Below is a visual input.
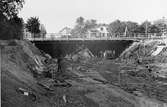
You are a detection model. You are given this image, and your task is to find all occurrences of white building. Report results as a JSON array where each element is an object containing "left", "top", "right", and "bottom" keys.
[{"left": 87, "top": 25, "right": 109, "bottom": 38}]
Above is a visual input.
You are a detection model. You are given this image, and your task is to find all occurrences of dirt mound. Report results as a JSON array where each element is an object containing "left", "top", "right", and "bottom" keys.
[
  {"left": 1, "top": 40, "right": 57, "bottom": 107},
  {"left": 1, "top": 40, "right": 98, "bottom": 107},
  {"left": 67, "top": 47, "right": 94, "bottom": 63},
  {"left": 116, "top": 40, "right": 167, "bottom": 103},
  {"left": 118, "top": 40, "right": 167, "bottom": 64}
]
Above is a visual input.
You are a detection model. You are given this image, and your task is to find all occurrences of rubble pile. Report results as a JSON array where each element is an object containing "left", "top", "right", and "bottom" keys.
[
  {"left": 2, "top": 41, "right": 41, "bottom": 75},
  {"left": 69, "top": 47, "right": 94, "bottom": 63},
  {"left": 119, "top": 40, "right": 167, "bottom": 64},
  {"left": 1, "top": 40, "right": 61, "bottom": 107},
  {"left": 116, "top": 39, "right": 167, "bottom": 103},
  {"left": 118, "top": 39, "right": 167, "bottom": 79}
]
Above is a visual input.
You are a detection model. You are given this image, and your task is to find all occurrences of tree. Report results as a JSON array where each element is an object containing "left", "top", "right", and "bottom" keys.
[
  {"left": 85, "top": 19, "right": 97, "bottom": 30},
  {"left": 71, "top": 17, "right": 85, "bottom": 38},
  {"left": 108, "top": 20, "right": 126, "bottom": 36},
  {"left": 125, "top": 21, "right": 138, "bottom": 33},
  {"left": 141, "top": 21, "right": 151, "bottom": 34},
  {"left": 154, "top": 21, "right": 167, "bottom": 35},
  {"left": 76, "top": 16, "right": 85, "bottom": 25},
  {"left": 134, "top": 21, "right": 162, "bottom": 36},
  {"left": 134, "top": 25, "right": 145, "bottom": 33},
  {"left": 0, "top": 18, "right": 13, "bottom": 39},
  {"left": 0, "top": 0, "right": 24, "bottom": 19},
  {"left": 9, "top": 16, "right": 24, "bottom": 39},
  {"left": 148, "top": 25, "right": 160, "bottom": 34},
  {"left": 71, "top": 17, "right": 98, "bottom": 38},
  {"left": 26, "top": 17, "right": 40, "bottom": 38},
  {"left": 0, "top": 0, "right": 24, "bottom": 40},
  {"left": 133, "top": 21, "right": 151, "bottom": 35}
]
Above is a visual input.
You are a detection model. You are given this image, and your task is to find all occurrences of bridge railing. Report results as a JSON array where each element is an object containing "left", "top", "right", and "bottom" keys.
[{"left": 24, "top": 33, "right": 167, "bottom": 41}]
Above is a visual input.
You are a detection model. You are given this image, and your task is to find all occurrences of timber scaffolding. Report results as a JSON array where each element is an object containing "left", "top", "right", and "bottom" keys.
[{"left": 24, "top": 33, "right": 167, "bottom": 41}]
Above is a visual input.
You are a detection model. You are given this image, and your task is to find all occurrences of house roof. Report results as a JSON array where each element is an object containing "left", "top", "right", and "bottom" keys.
[
  {"left": 88, "top": 25, "right": 109, "bottom": 33},
  {"left": 59, "top": 27, "right": 72, "bottom": 34}
]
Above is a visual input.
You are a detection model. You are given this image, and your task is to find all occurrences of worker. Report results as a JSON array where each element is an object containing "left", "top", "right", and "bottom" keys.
[
  {"left": 57, "top": 57, "right": 62, "bottom": 73},
  {"left": 103, "top": 51, "right": 107, "bottom": 59}
]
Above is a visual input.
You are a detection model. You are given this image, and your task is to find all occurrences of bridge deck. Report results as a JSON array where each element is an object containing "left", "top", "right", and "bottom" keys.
[{"left": 25, "top": 36, "right": 167, "bottom": 41}]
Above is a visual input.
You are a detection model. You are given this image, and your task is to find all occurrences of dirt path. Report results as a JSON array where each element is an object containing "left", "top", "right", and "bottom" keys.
[
  {"left": 64, "top": 60, "right": 137, "bottom": 107},
  {"left": 65, "top": 59, "right": 167, "bottom": 107}
]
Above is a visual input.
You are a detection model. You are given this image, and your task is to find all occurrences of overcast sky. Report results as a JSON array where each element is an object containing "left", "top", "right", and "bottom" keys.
[{"left": 19, "top": 0, "right": 167, "bottom": 33}]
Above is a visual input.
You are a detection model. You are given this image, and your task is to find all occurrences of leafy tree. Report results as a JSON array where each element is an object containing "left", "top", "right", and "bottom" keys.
[
  {"left": 71, "top": 17, "right": 98, "bottom": 38},
  {"left": 154, "top": 22, "right": 167, "bottom": 35},
  {"left": 148, "top": 25, "right": 160, "bottom": 34},
  {"left": 125, "top": 21, "right": 138, "bottom": 33},
  {"left": 141, "top": 21, "right": 151, "bottom": 34},
  {"left": 85, "top": 19, "right": 97, "bottom": 30},
  {"left": 134, "top": 25, "right": 145, "bottom": 34},
  {"left": 71, "top": 26, "right": 85, "bottom": 38},
  {"left": 134, "top": 21, "right": 162, "bottom": 36},
  {"left": 26, "top": 17, "right": 40, "bottom": 38},
  {"left": 0, "top": 0, "right": 24, "bottom": 40},
  {"left": 0, "top": 0, "right": 24, "bottom": 19},
  {"left": 133, "top": 21, "right": 151, "bottom": 35},
  {"left": 9, "top": 16, "right": 24, "bottom": 39},
  {"left": 76, "top": 16, "right": 85, "bottom": 25},
  {"left": 108, "top": 20, "right": 126, "bottom": 36},
  {"left": 71, "top": 17, "right": 85, "bottom": 38},
  {"left": 0, "top": 18, "right": 12, "bottom": 39}
]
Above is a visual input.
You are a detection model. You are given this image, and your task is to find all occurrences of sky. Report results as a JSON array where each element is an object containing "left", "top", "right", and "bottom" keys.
[{"left": 19, "top": 0, "right": 167, "bottom": 33}]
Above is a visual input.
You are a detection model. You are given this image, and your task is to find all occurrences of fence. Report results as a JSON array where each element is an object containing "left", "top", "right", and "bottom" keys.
[{"left": 24, "top": 33, "right": 167, "bottom": 41}]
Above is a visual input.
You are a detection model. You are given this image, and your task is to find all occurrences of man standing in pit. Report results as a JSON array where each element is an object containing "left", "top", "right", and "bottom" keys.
[{"left": 57, "top": 57, "right": 62, "bottom": 73}]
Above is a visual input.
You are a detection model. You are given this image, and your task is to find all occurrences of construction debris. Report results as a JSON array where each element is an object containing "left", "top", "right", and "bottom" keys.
[
  {"left": 63, "top": 95, "right": 67, "bottom": 103},
  {"left": 118, "top": 40, "right": 167, "bottom": 64},
  {"left": 38, "top": 78, "right": 71, "bottom": 91},
  {"left": 16, "top": 88, "right": 29, "bottom": 96},
  {"left": 152, "top": 46, "right": 166, "bottom": 56},
  {"left": 116, "top": 39, "right": 167, "bottom": 103},
  {"left": 71, "top": 48, "right": 94, "bottom": 63},
  {"left": 16, "top": 88, "right": 37, "bottom": 101}
]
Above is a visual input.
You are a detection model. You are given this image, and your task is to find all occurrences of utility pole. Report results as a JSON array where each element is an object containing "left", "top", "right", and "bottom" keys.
[
  {"left": 145, "top": 21, "right": 148, "bottom": 37},
  {"left": 162, "top": 17, "right": 166, "bottom": 36},
  {"left": 124, "top": 26, "right": 128, "bottom": 37}
]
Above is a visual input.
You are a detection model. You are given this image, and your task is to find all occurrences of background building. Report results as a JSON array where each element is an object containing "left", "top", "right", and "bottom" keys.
[{"left": 87, "top": 25, "right": 109, "bottom": 38}]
